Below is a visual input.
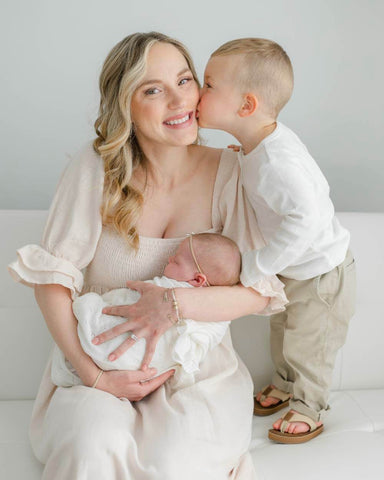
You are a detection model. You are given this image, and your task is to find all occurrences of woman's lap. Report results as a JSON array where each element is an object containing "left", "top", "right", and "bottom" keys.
[{"left": 35, "top": 334, "right": 255, "bottom": 479}]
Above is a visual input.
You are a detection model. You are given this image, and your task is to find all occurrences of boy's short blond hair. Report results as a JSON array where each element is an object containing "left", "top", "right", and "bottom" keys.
[{"left": 212, "top": 38, "right": 294, "bottom": 118}]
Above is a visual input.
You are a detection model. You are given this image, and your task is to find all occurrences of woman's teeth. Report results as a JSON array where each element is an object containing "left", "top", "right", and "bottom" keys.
[{"left": 165, "top": 114, "right": 189, "bottom": 125}]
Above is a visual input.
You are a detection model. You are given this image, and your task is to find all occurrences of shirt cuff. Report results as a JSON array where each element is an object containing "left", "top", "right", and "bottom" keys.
[{"left": 240, "top": 251, "right": 288, "bottom": 315}]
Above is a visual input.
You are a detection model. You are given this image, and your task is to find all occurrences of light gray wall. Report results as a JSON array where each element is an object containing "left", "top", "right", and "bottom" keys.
[{"left": 1, "top": 0, "right": 383, "bottom": 211}]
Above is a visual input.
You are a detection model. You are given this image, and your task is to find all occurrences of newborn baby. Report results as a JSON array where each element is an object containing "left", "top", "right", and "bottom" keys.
[{"left": 51, "top": 233, "right": 241, "bottom": 388}]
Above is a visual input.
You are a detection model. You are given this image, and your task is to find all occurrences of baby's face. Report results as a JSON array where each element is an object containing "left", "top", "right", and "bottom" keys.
[
  {"left": 197, "top": 54, "right": 244, "bottom": 133},
  {"left": 163, "top": 239, "right": 196, "bottom": 282}
]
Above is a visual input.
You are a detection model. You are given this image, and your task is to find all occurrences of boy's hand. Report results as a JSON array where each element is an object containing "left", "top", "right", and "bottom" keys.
[{"left": 227, "top": 144, "right": 241, "bottom": 152}]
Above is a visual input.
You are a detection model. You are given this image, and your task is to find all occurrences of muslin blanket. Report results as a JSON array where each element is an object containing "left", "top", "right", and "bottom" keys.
[{"left": 51, "top": 276, "right": 230, "bottom": 387}]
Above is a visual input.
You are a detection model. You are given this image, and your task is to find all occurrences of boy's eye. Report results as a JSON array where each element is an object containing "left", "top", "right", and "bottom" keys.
[
  {"left": 145, "top": 87, "right": 161, "bottom": 95},
  {"left": 204, "top": 82, "right": 212, "bottom": 89}
]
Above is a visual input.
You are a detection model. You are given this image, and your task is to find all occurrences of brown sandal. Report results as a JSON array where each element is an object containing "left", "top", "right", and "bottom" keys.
[
  {"left": 254, "top": 385, "right": 291, "bottom": 416},
  {"left": 268, "top": 410, "right": 324, "bottom": 444}
]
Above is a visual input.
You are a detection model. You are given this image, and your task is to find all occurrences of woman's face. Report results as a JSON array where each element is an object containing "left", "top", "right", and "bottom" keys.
[{"left": 131, "top": 42, "right": 199, "bottom": 149}]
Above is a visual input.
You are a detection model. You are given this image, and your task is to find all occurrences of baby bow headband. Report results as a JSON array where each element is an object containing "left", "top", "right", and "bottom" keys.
[{"left": 187, "top": 233, "right": 211, "bottom": 287}]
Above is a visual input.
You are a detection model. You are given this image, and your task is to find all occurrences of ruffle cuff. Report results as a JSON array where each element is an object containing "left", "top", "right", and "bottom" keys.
[
  {"left": 242, "top": 274, "right": 288, "bottom": 315},
  {"left": 8, "top": 244, "right": 83, "bottom": 300}
]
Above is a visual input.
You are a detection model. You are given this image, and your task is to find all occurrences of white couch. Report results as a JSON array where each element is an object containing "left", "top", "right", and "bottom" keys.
[{"left": 1, "top": 210, "right": 383, "bottom": 479}]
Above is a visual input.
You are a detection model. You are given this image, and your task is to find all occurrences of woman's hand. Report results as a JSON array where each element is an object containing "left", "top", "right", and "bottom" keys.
[
  {"left": 95, "top": 368, "right": 175, "bottom": 401},
  {"left": 92, "top": 280, "right": 174, "bottom": 370}
]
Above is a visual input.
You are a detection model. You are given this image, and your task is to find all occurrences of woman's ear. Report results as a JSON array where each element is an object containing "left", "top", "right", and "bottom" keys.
[
  {"left": 238, "top": 93, "right": 258, "bottom": 117},
  {"left": 189, "top": 273, "right": 208, "bottom": 287}
]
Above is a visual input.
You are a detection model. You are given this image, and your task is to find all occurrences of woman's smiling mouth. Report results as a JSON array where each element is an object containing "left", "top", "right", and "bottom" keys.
[{"left": 163, "top": 111, "right": 194, "bottom": 128}]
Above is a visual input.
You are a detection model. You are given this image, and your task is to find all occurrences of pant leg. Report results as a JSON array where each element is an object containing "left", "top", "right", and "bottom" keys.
[
  {"left": 279, "top": 251, "right": 356, "bottom": 421},
  {"left": 270, "top": 309, "right": 295, "bottom": 394}
]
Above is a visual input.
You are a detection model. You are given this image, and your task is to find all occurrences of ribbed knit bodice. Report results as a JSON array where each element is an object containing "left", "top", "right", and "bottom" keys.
[{"left": 82, "top": 227, "right": 216, "bottom": 295}]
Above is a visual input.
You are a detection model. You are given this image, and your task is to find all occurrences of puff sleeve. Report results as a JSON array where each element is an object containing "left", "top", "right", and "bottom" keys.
[{"left": 8, "top": 143, "right": 104, "bottom": 299}]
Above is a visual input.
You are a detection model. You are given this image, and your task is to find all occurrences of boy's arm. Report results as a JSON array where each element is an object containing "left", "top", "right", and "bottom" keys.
[{"left": 240, "top": 162, "right": 323, "bottom": 286}]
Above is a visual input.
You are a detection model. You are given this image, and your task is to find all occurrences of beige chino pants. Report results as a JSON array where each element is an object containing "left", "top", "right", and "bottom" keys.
[{"left": 271, "top": 250, "right": 356, "bottom": 422}]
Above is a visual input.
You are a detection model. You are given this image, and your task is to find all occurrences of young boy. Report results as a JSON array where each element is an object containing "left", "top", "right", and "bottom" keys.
[
  {"left": 51, "top": 233, "right": 241, "bottom": 389},
  {"left": 198, "top": 38, "right": 356, "bottom": 443}
]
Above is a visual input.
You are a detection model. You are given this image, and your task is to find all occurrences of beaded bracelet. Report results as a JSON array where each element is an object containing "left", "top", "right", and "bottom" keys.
[
  {"left": 170, "top": 288, "right": 183, "bottom": 323},
  {"left": 163, "top": 288, "right": 183, "bottom": 324}
]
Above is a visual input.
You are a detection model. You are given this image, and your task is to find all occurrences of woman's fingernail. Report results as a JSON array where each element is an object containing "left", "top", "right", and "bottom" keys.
[
  {"left": 92, "top": 337, "right": 99, "bottom": 344},
  {"left": 109, "top": 354, "right": 116, "bottom": 361}
]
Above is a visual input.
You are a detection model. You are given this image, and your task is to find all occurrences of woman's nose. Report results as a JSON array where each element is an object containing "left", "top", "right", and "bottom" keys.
[{"left": 168, "top": 90, "right": 185, "bottom": 109}]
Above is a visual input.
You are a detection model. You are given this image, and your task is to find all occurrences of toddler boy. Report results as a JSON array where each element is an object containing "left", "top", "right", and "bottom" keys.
[{"left": 198, "top": 38, "right": 356, "bottom": 443}]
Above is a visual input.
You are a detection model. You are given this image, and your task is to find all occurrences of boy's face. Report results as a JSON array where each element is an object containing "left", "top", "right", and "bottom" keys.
[
  {"left": 163, "top": 239, "right": 197, "bottom": 283},
  {"left": 197, "top": 55, "right": 244, "bottom": 132}
]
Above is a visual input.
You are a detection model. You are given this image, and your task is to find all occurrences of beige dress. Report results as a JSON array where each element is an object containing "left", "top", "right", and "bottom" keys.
[{"left": 9, "top": 143, "right": 286, "bottom": 480}]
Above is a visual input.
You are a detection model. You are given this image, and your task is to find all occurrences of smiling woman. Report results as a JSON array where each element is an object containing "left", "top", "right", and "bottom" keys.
[
  {"left": 9, "top": 31, "right": 286, "bottom": 479},
  {"left": 130, "top": 43, "right": 199, "bottom": 148}
]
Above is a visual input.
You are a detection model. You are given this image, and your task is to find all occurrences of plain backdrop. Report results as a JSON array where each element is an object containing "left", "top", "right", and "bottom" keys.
[{"left": 1, "top": 0, "right": 383, "bottom": 211}]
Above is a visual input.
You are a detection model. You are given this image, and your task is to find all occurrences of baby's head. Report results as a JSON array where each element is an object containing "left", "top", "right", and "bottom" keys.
[
  {"left": 163, "top": 233, "right": 241, "bottom": 287},
  {"left": 198, "top": 38, "right": 293, "bottom": 130}
]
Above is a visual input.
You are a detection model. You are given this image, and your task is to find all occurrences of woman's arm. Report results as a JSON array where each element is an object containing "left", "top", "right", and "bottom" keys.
[
  {"left": 97, "top": 281, "right": 269, "bottom": 368},
  {"left": 34, "top": 284, "right": 174, "bottom": 399},
  {"left": 175, "top": 284, "right": 270, "bottom": 322}
]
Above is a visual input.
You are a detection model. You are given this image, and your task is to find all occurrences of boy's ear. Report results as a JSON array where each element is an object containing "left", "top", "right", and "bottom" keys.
[
  {"left": 238, "top": 93, "right": 258, "bottom": 117},
  {"left": 189, "top": 273, "right": 208, "bottom": 287}
]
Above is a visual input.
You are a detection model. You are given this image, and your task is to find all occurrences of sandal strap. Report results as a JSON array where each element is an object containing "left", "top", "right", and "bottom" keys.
[
  {"left": 280, "top": 411, "right": 318, "bottom": 433},
  {"left": 260, "top": 385, "right": 291, "bottom": 403}
]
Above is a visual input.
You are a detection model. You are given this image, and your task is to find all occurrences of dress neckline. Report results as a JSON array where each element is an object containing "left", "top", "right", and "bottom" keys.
[
  {"left": 138, "top": 227, "right": 217, "bottom": 243},
  {"left": 136, "top": 151, "right": 225, "bottom": 242}
]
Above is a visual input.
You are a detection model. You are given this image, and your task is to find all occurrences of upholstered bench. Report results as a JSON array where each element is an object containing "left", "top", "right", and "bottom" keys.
[{"left": 1, "top": 210, "right": 383, "bottom": 479}]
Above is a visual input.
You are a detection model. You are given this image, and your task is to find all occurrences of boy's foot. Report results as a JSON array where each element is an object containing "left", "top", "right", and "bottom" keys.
[
  {"left": 254, "top": 385, "right": 291, "bottom": 416},
  {"left": 269, "top": 410, "right": 323, "bottom": 444}
]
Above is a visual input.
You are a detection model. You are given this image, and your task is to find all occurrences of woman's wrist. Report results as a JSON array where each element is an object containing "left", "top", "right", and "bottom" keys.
[{"left": 75, "top": 356, "right": 104, "bottom": 387}]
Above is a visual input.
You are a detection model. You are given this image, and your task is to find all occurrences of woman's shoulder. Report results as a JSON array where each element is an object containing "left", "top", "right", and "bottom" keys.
[
  {"left": 191, "top": 144, "right": 237, "bottom": 166},
  {"left": 63, "top": 141, "right": 104, "bottom": 180},
  {"left": 70, "top": 141, "right": 104, "bottom": 170}
]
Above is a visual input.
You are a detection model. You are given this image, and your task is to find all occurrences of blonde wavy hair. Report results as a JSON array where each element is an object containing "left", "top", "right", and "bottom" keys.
[{"left": 93, "top": 32, "right": 200, "bottom": 249}]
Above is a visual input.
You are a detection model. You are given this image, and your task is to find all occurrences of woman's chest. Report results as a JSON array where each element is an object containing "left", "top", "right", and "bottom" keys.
[{"left": 137, "top": 177, "right": 215, "bottom": 238}]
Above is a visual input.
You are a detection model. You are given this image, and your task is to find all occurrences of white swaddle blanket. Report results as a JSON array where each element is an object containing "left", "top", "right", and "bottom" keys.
[{"left": 51, "top": 276, "right": 230, "bottom": 388}]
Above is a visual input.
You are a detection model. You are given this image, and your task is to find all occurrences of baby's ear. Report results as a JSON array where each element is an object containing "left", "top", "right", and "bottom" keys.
[
  {"left": 189, "top": 273, "right": 208, "bottom": 287},
  {"left": 238, "top": 93, "right": 258, "bottom": 117}
]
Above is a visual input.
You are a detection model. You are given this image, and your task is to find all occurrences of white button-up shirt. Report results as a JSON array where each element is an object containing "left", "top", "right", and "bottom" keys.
[{"left": 239, "top": 122, "right": 350, "bottom": 285}]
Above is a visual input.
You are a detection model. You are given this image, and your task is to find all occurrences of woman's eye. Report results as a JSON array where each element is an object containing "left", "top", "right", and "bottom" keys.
[
  {"left": 145, "top": 87, "right": 160, "bottom": 95},
  {"left": 179, "top": 77, "right": 193, "bottom": 86}
]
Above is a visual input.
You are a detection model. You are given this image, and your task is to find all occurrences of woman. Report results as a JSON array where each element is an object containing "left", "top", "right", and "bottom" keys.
[{"left": 9, "top": 32, "right": 286, "bottom": 479}]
